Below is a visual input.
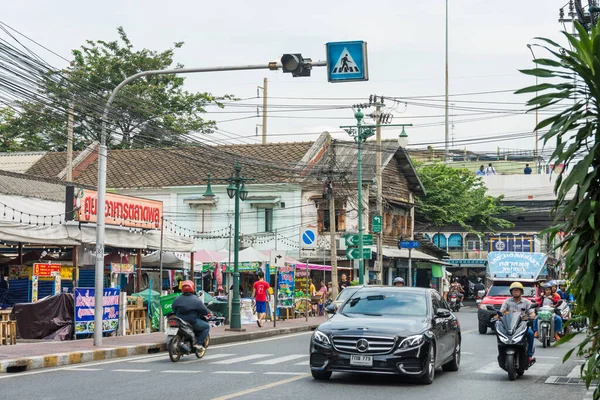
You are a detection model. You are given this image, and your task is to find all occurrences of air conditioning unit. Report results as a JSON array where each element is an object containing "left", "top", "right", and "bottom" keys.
[{"left": 335, "top": 238, "right": 347, "bottom": 250}]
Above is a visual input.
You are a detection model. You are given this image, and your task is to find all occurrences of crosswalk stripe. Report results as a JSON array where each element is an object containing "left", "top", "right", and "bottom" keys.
[
  {"left": 162, "top": 370, "right": 201, "bottom": 374},
  {"left": 64, "top": 368, "right": 103, "bottom": 371},
  {"left": 264, "top": 372, "right": 307, "bottom": 376},
  {"left": 212, "top": 354, "right": 273, "bottom": 365},
  {"left": 213, "top": 371, "right": 254, "bottom": 374},
  {"left": 253, "top": 354, "right": 307, "bottom": 365},
  {"left": 200, "top": 353, "right": 236, "bottom": 361},
  {"left": 568, "top": 365, "right": 583, "bottom": 378},
  {"left": 294, "top": 360, "right": 309, "bottom": 366},
  {"left": 112, "top": 369, "right": 150, "bottom": 373},
  {"left": 475, "top": 361, "right": 555, "bottom": 376}
]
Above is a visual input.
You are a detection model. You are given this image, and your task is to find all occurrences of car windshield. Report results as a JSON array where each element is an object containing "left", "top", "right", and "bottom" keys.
[
  {"left": 335, "top": 287, "right": 359, "bottom": 303},
  {"left": 340, "top": 290, "right": 428, "bottom": 317},
  {"left": 488, "top": 282, "right": 536, "bottom": 297}
]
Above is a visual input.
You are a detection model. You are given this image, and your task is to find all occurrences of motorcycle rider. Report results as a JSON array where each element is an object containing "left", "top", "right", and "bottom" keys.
[
  {"left": 393, "top": 277, "right": 405, "bottom": 287},
  {"left": 557, "top": 281, "right": 574, "bottom": 302},
  {"left": 549, "top": 280, "right": 559, "bottom": 296},
  {"left": 533, "top": 282, "right": 563, "bottom": 342},
  {"left": 474, "top": 277, "right": 485, "bottom": 292},
  {"left": 499, "top": 282, "right": 536, "bottom": 364},
  {"left": 449, "top": 277, "right": 464, "bottom": 306},
  {"left": 172, "top": 280, "right": 210, "bottom": 353}
]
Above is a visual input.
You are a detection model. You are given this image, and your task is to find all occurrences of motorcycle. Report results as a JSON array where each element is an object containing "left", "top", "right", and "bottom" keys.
[
  {"left": 476, "top": 289, "right": 485, "bottom": 305},
  {"left": 166, "top": 314, "right": 211, "bottom": 362},
  {"left": 556, "top": 301, "right": 571, "bottom": 334},
  {"left": 570, "top": 302, "right": 589, "bottom": 332},
  {"left": 495, "top": 307, "right": 536, "bottom": 381},
  {"left": 537, "top": 305, "right": 556, "bottom": 348},
  {"left": 448, "top": 291, "right": 461, "bottom": 312}
]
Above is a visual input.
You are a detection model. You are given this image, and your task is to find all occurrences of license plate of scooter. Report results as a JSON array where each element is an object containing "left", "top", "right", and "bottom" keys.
[
  {"left": 451, "top": 298, "right": 456, "bottom": 302},
  {"left": 350, "top": 355, "right": 373, "bottom": 367},
  {"left": 166, "top": 327, "right": 178, "bottom": 336}
]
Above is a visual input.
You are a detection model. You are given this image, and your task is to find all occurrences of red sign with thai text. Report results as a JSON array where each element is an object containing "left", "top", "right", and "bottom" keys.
[{"left": 33, "top": 263, "right": 61, "bottom": 277}]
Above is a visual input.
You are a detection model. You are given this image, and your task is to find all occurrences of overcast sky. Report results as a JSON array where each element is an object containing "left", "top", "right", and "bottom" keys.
[{"left": 2, "top": 0, "right": 573, "bottom": 155}]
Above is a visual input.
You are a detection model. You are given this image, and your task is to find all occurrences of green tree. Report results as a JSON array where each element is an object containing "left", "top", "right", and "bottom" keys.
[
  {"left": 11, "top": 27, "right": 230, "bottom": 151},
  {"left": 415, "top": 163, "right": 517, "bottom": 235},
  {"left": 517, "top": 22, "right": 600, "bottom": 396}
]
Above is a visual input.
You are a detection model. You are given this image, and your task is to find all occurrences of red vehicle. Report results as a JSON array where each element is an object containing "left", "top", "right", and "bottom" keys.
[{"left": 477, "top": 280, "right": 538, "bottom": 334}]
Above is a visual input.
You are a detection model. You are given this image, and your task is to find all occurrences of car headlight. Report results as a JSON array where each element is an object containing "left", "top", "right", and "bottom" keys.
[
  {"left": 313, "top": 330, "right": 331, "bottom": 347},
  {"left": 398, "top": 334, "right": 424, "bottom": 350}
]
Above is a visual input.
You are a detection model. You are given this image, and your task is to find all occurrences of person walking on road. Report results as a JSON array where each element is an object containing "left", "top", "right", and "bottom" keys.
[
  {"left": 486, "top": 163, "right": 496, "bottom": 176},
  {"left": 524, "top": 164, "right": 532, "bottom": 174},
  {"left": 476, "top": 165, "right": 486, "bottom": 176},
  {"left": 252, "top": 271, "right": 270, "bottom": 328}
]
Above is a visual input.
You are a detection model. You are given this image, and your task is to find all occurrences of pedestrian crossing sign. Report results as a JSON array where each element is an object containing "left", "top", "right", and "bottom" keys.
[{"left": 326, "top": 41, "right": 368, "bottom": 82}]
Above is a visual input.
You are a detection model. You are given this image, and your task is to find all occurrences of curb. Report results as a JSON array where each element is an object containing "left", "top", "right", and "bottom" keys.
[{"left": 0, "top": 323, "right": 319, "bottom": 374}]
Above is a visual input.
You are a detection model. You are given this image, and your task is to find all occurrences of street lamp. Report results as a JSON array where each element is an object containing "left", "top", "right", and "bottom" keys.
[
  {"left": 225, "top": 161, "right": 253, "bottom": 330},
  {"left": 398, "top": 126, "right": 409, "bottom": 148},
  {"left": 341, "top": 109, "right": 411, "bottom": 285}
]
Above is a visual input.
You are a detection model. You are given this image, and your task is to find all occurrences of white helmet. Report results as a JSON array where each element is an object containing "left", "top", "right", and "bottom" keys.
[{"left": 393, "top": 277, "right": 405, "bottom": 285}]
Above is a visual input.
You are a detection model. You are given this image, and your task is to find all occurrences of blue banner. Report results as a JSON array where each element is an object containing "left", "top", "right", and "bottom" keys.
[
  {"left": 487, "top": 252, "right": 547, "bottom": 280},
  {"left": 488, "top": 235, "right": 534, "bottom": 252},
  {"left": 277, "top": 265, "right": 295, "bottom": 307},
  {"left": 74, "top": 288, "right": 120, "bottom": 336}
]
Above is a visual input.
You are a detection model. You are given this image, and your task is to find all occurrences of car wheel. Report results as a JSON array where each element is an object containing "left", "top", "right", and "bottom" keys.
[
  {"left": 311, "top": 370, "right": 332, "bottom": 381},
  {"left": 478, "top": 322, "right": 487, "bottom": 335},
  {"left": 418, "top": 344, "right": 436, "bottom": 385},
  {"left": 442, "top": 341, "right": 460, "bottom": 372}
]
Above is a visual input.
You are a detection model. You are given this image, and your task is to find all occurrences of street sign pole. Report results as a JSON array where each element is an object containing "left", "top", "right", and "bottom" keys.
[{"left": 408, "top": 248, "right": 413, "bottom": 287}]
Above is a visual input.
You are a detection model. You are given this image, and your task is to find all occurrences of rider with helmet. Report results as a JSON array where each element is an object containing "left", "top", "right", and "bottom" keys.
[
  {"left": 549, "top": 280, "right": 559, "bottom": 296},
  {"left": 172, "top": 280, "right": 210, "bottom": 352},
  {"left": 533, "top": 282, "right": 563, "bottom": 342},
  {"left": 499, "top": 282, "right": 536, "bottom": 363},
  {"left": 449, "top": 277, "right": 465, "bottom": 306},
  {"left": 557, "top": 280, "right": 574, "bottom": 302},
  {"left": 393, "top": 277, "right": 405, "bottom": 287}
]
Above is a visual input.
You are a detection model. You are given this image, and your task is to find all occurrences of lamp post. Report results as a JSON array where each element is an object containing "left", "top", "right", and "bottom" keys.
[
  {"left": 225, "top": 162, "right": 251, "bottom": 330},
  {"left": 341, "top": 109, "right": 411, "bottom": 285}
]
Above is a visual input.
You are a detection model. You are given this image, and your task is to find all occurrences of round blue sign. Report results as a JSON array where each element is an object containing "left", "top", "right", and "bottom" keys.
[{"left": 302, "top": 229, "right": 316, "bottom": 246}]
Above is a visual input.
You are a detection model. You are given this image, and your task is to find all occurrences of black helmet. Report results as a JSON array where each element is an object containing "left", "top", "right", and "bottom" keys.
[{"left": 454, "top": 277, "right": 459, "bottom": 282}]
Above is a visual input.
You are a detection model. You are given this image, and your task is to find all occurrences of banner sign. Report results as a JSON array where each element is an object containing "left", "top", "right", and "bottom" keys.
[
  {"left": 31, "top": 276, "right": 39, "bottom": 302},
  {"left": 295, "top": 268, "right": 310, "bottom": 294},
  {"left": 277, "top": 265, "right": 295, "bottom": 307},
  {"left": 487, "top": 252, "right": 547, "bottom": 281},
  {"left": 111, "top": 263, "right": 135, "bottom": 274},
  {"left": 488, "top": 235, "right": 534, "bottom": 253},
  {"left": 66, "top": 187, "right": 163, "bottom": 229},
  {"left": 33, "top": 263, "right": 61, "bottom": 277},
  {"left": 74, "top": 288, "right": 120, "bottom": 336}
]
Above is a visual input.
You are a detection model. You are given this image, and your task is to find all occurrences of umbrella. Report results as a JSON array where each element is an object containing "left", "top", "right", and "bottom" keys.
[
  {"left": 219, "top": 247, "right": 269, "bottom": 264},
  {"left": 194, "top": 249, "right": 227, "bottom": 263}
]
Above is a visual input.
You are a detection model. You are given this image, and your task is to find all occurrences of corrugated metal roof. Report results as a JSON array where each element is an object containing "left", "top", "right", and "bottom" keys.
[{"left": 0, "top": 152, "right": 47, "bottom": 173}]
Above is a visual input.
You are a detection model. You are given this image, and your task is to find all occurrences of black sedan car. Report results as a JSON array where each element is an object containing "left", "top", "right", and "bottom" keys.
[{"left": 310, "top": 286, "right": 461, "bottom": 384}]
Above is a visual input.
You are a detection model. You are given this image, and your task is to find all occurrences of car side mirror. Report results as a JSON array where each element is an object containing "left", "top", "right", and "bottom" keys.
[
  {"left": 436, "top": 309, "right": 451, "bottom": 318},
  {"left": 325, "top": 304, "right": 337, "bottom": 315}
]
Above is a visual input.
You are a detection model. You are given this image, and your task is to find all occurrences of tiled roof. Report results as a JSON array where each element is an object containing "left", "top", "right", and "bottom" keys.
[
  {"left": 0, "top": 151, "right": 47, "bottom": 173},
  {"left": 0, "top": 169, "right": 85, "bottom": 202},
  {"left": 26, "top": 142, "right": 314, "bottom": 189}
]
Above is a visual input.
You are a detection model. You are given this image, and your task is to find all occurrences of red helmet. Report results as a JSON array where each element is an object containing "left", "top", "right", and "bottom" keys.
[{"left": 181, "top": 280, "right": 195, "bottom": 294}]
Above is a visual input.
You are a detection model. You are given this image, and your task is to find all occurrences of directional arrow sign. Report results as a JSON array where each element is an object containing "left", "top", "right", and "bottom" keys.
[
  {"left": 346, "top": 248, "right": 372, "bottom": 260},
  {"left": 345, "top": 234, "right": 373, "bottom": 247},
  {"left": 372, "top": 215, "right": 382, "bottom": 233}
]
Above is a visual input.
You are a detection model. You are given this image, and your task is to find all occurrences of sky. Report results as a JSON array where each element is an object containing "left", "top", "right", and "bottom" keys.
[{"left": 1, "top": 0, "right": 575, "bottom": 156}]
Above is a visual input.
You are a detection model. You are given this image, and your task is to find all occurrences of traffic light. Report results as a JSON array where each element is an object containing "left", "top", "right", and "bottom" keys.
[{"left": 281, "top": 54, "right": 311, "bottom": 77}]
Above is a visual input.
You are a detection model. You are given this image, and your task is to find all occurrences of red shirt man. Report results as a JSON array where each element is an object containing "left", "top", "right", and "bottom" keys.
[{"left": 252, "top": 271, "right": 270, "bottom": 327}]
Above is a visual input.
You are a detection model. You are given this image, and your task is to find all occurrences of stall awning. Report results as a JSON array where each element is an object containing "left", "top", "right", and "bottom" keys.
[{"left": 368, "top": 246, "right": 451, "bottom": 265}]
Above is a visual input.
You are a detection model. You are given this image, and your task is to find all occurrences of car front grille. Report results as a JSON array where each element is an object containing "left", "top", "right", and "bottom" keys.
[{"left": 331, "top": 335, "right": 396, "bottom": 354}]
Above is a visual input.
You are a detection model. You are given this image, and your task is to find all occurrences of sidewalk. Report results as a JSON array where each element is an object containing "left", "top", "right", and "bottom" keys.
[{"left": 0, "top": 316, "right": 326, "bottom": 373}]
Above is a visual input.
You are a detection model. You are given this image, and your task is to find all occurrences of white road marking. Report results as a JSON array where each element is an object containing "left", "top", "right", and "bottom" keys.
[
  {"left": 0, "top": 331, "right": 313, "bottom": 381},
  {"left": 199, "top": 353, "right": 236, "bottom": 361},
  {"left": 568, "top": 365, "right": 583, "bottom": 378},
  {"left": 162, "top": 370, "right": 201, "bottom": 374},
  {"left": 461, "top": 352, "right": 474, "bottom": 355},
  {"left": 535, "top": 356, "right": 561, "bottom": 360},
  {"left": 213, "top": 371, "right": 254, "bottom": 374},
  {"left": 63, "top": 368, "right": 103, "bottom": 372},
  {"left": 475, "top": 361, "right": 555, "bottom": 376},
  {"left": 212, "top": 354, "right": 273, "bottom": 365},
  {"left": 294, "top": 360, "right": 309, "bottom": 366},
  {"left": 263, "top": 372, "right": 307, "bottom": 376},
  {"left": 253, "top": 354, "right": 307, "bottom": 365},
  {"left": 112, "top": 369, "right": 150, "bottom": 373}
]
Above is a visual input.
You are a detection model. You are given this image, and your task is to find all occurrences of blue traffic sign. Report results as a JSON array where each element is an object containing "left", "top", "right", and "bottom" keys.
[
  {"left": 399, "top": 240, "right": 421, "bottom": 250},
  {"left": 301, "top": 228, "right": 317, "bottom": 247},
  {"left": 326, "top": 41, "right": 369, "bottom": 83}
]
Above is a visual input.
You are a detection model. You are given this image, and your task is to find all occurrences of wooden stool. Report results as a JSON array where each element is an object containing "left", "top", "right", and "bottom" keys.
[
  {"left": 7, "top": 321, "right": 16, "bottom": 345},
  {"left": 0, "top": 321, "right": 7, "bottom": 345}
]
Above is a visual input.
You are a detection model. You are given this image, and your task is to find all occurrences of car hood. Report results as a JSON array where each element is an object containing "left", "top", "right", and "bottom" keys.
[{"left": 318, "top": 314, "right": 429, "bottom": 337}]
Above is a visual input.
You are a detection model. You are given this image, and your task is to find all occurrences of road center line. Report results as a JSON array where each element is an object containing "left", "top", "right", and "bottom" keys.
[
  {"left": 213, "top": 371, "right": 254, "bottom": 374},
  {"left": 112, "top": 369, "right": 150, "bottom": 373},
  {"left": 162, "top": 370, "right": 202, "bottom": 374},
  {"left": 211, "top": 374, "right": 310, "bottom": 400},
  {"left": 264, "top": 372, "right": 307, "bottom": 376}
]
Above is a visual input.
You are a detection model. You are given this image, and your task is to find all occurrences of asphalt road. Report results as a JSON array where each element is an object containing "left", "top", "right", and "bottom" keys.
[{"left": 0, "top": 306, "right": 593, "bottom": 400}]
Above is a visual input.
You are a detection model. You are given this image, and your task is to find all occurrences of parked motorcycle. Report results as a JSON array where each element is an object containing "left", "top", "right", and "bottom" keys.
[
  {"left": 495, "top": 307, "right": 536, "bottom": 381},
  {"left": 448, "top": 291, "right": 461, "bottom": 312},
  {"left": 166, "top": 314, "right": 211, "bottom": 362},
  {"left": 556, "top": 301, "right": 571, "bottom": 335}
]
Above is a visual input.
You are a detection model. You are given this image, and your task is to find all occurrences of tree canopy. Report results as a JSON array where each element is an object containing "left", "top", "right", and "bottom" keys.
[
  {"left": 1, "top": 27, "right": 231, "bottom": 151},
  {"left": 415, "top": 163, "right": 517, "bottom": 235}
]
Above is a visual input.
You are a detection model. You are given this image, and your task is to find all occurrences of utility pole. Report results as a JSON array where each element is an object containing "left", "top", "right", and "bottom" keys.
[
  {"left": 374, "top": 101, "right": 384, "bottom": 285},
  {"left": 258, "top": 78, "right": 268, "bottom": 144},
  {"left": 444, "top": 0, "right": 450, "bottom": 165},
  {"left": 327, "top": 135, "right": 339, "bottom": 299},
  {"left": 526, "top": 44, "right": 539, "bottom": 163},
  {"left": 66, "top": 103, "right": 74, "bottom": 181}
]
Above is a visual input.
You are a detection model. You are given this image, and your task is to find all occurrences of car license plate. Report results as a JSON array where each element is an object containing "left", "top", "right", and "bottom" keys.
[
  {"left": 350, "top": 355, "right": 373, "bottom": 367},
  {"left": 166, "top": 327, "right": 178, "bottom": 336}
]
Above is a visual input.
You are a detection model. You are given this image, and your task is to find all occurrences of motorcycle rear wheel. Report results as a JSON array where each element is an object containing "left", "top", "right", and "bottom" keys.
[
  {"left": 506, "top": 354, "right": 517, "bottom": 381},
  {"left": 541, "top": 326, "right": 548, "bottom": 348},
  {"left": 169, "top": 336, "right": 182, "bottom": 362}
]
